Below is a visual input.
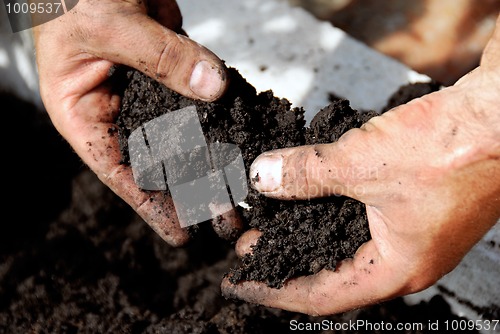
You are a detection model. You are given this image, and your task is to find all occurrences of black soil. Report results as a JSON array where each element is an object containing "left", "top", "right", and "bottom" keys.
[
  {"left": 1, "top": 79, "right": 485, "bottom": 333},
  {"left": 382, "top": 81, "right": 442, "bottom": 112},
  {"left": 116, "top": 68, "right": 374, "bottom": 288}
]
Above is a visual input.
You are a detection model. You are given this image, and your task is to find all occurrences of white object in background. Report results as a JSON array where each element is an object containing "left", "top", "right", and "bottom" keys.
[
  {"left": 180, "top": 0, "right": 430, "bottom": 121},
  {"left": 0, "top": 4, "right": 42, "bottom": 109}
]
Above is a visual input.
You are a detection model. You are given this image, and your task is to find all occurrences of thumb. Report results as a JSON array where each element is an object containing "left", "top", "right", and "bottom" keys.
[
  {"left": 249, "top": 142, "right": 368, "bottom": 200},
  {"left": 88, "top": 8, "right": 228, "bottom": 101}
]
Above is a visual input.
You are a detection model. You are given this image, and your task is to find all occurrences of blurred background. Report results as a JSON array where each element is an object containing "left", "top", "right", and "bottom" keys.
[{"left": 288, "top": 0, "right": 500, "bottom": 85}]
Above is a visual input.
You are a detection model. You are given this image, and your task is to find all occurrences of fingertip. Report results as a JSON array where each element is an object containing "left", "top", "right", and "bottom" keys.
[
  {"left": 189, "top": 60, "right": 228, "bottom": 101},
  {"left": 235, "top": 228, "right": 262, "bottom": 258},
  {"left": 135, "top": 191, "right": 190, "bottom": 247},
  {"left": 220, "top": 276, "right": 236, "bottom": 300},
  {"left": 130, "top": 207, "right": 190, "bottom": 246},
  {"left": 212, "top": 208, "right": 244, "bottom": 241},
  {"left": 249, "top": 152, "right": 283, "bottom": 193}
]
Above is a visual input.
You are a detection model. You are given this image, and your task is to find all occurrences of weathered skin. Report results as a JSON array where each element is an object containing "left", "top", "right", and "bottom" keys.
[
  {"left": 222, "top": 15, "right": 500, "bottom": 316},
  {"left": 33, "top": 0, "right": 238, "bottom": 246}
]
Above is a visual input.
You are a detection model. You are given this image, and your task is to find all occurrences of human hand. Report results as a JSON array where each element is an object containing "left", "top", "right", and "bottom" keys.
[
  {"left": 33, "top": 0, "right": 238, "bottom": 246},
  {"left": 222, "top": 15, "right": 500, "bottom": 315}
]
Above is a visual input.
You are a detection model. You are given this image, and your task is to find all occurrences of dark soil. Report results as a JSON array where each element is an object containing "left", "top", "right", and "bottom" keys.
[
  {"left": 116, "top": 67, "right": 374, "bottom": 288},
  {"left": 0, "top": 78, "right": 481, "bottom": 333},
  {"left": 382, "top": 81, "right": 442, "bottom": 112}
]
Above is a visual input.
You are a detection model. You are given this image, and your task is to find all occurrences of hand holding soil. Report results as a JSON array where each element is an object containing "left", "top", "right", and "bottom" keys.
[
  {"left": 222, "top": 15, "right": 500, "bottom": 315},
  {"left": 33, "top": 0, "right": 231, "bottom": 246}
]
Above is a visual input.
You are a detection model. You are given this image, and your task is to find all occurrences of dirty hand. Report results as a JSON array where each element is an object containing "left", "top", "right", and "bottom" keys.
[
  {"left": 33, "top": 0, "right": 236, "bottom": 246},
  {"left": 222, "top": 16, "right": 500, "bottom": 315}
]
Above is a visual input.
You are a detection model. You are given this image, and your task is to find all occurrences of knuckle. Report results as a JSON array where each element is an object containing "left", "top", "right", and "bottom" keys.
[{"left": 155, "top": 34, "right": 186, "bottom": 80}]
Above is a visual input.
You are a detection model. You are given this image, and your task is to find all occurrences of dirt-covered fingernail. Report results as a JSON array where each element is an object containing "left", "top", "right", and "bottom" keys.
[
  {"left": 190, "top": 60, "right": 225, "bottom": 101},
  {"left": 250, "top": 154, "right": 283, "bottom": 193}
]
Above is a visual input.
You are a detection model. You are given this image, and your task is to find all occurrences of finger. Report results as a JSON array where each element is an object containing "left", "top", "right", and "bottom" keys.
[
  {"left": 235, "top": 228, "right": 262, "bottom": 258},
  {"left": 249, "top": 139, "right": 370, "bottom": 200},
  {"left": 85, "top": 5, "right": 228, "bottom": 102},
  {"left": 222, "top": 240, "right": 410, "bottom": 316},
  {"left": 211, "top": 208, "right": 245, "bottom": 241},
  {"left": 58, "top": 86, "right": 190, "bottom": 246}
]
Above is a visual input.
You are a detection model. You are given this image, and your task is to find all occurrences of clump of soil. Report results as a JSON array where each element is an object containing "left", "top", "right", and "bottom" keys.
[
  {"left": 382, "top": 81, "right": 442, "bottom": 112},
  {"left": 116, "top": 67, "right": 374, "bottom": 288}
]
